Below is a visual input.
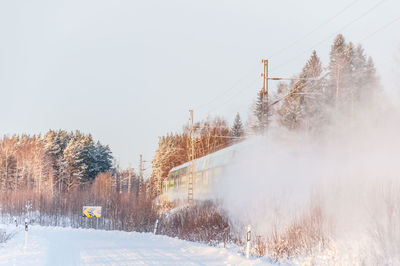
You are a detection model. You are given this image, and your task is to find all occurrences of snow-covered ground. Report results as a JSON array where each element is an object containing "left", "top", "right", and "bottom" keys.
[{"left": 0, "top": 224, "right": 272, "bottom": 265}]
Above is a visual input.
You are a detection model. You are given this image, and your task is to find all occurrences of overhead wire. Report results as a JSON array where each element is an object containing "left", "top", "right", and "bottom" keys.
[
  {"left": 203, "top": 77, "right": 260, "bottom": 114},
  {"left": 270, "top": 0, "right": 389, "bottom": 73},
  {"left": 198, "top": 6, "right": 399, "bottom": 141},
  {"left": 193, "top": 0, "right": 392, "bottom": 121},
  {"left": 266, "top": 0, "right": 360, "bottom": 60},
  {"left": 194, "top": 63, "right": 260, "bottom": 110},
  {"left": 172, "top": 1, "right": 399, "bottom": 170},
  {"left": 195, "top": 0, "right": 369, "bottom": 116},
  {"left": 358, "top": 15, "right": 400, "bottom": 42},
  {"left": 356, "top": 14, "right": 400, "bottom": 72}
]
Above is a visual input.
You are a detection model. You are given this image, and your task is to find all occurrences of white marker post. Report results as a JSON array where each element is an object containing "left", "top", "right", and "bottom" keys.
[
  {"left": 24, "top": 218, "right": 29, "bottom": 248},
  {"left": 153, "top": 219, "right": 159, "bottom": 234},
  {"left": 246, "top": 225, "right": 251, "bottom": 259}
]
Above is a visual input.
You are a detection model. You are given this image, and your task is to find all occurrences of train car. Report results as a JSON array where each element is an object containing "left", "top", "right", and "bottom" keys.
[{"left": 160, "top": 141, "right": 246, "bottom": 202}]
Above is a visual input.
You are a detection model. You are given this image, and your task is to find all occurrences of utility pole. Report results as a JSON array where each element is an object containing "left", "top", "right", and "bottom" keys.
[
  {"left": 127, "top": 164, "right": 132, "bottom": 194},
  {"left": 260, "top": 60, "right": 323, "bottom": 125},
  {"left": 261, "top": 59, "right": 269, "bottom": 129},
  {"left": 139, "top": 154, "right": 144, "bottom": 197},
  {"left": 5, "top": 150, "right": 8, "bottom": 186},
  {"left": 262, "top": 59, "right": 269, "bottom": 97},
  {"left": 188, "top": 109, "right": 195, "bottom": 204}
]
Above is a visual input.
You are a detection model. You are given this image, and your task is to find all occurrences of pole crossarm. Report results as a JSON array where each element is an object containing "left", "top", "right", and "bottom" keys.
[{"left": 268, "top": 77, "right": 322, "bottom": 81}]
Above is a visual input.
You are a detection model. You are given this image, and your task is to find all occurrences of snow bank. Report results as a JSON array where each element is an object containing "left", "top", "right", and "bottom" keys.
[{"left": 0, "top": 224, "right": 273, "bottom": 265}]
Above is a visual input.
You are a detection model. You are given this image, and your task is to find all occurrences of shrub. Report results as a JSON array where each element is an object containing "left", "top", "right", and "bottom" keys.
[
  {"left": 254, "top": 235, "right": 267, "bottom": 257},
  {"left": 158, "top": 200, "right": 230, "bottom": 245},
  {"left": 0, "top": 229, "right": 15, "bottom": 244},
  {"left": 266, "top": 205, "right": 329, "bottom": 261}
]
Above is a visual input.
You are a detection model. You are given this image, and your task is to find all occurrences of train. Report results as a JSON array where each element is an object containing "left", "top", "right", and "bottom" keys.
[{"left": 160, "top": 140, "right": 249, "bottom": 202}]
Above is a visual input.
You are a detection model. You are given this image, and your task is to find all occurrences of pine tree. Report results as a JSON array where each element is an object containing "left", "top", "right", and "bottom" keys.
[
  {"left": 93, "top": 142, "right": 113, "bottom": 174},
  {"left": 231, "top": 113, "right": 244, "bottom": 138},
  {"left": 0, "top": 152, "right": 17, "bottom": 191},
  {"left": 254, "top": 91, "right": 264, "bottom": 123},
  {"left": 362, "top": 56, "right": 379, "bottom": 103},
  {"left": 63, "top": 136, "right": 86, "bottom": 188},
  {"left": 252, "top": 91, "right": 271, "bottom": 133},
  {"left": 327, "top": 34, "right": 353, "bottom": 106},
  {"left": 301, "top": 50, "right": 325, "bottom": 131},
  {"left": 44, "top": 130, "right": 71, "bottom": 189},
  {"left": 327, "top": 36, "right": 379, "bottom": 112},
  {"left": 278, "top": 51, "right": 325, "bottom": 131}
]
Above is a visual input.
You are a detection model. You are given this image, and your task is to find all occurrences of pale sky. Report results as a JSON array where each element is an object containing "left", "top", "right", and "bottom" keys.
[{"left": 1, "top": 0, "right": 399, "bottom": 174}]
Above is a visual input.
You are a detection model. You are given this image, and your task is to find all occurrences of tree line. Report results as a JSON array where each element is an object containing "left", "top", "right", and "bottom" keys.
[
  {"left": 0, "top": 130, "right": 157, "bottom": 231},
  {"left": 254, "top": 34, "right": 379, "bottom": 132},
  {"left": 0, "top": 130, "right": 112, "bottom": 193}
]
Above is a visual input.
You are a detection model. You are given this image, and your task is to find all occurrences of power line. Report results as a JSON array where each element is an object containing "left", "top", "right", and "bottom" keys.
[
  {"left": 267, "top": 0, "right": 360, "bottom": 60},
  {"left": 195, "top": 63, "right": 260, "bottom": 110},
  {"left": 196, "top": 1, "right": 361, "bottom": 114},
  {"left": 203, "top": 77, "right": 259, "bottom": 114},
  {"left": 201, "top": 65, "right": 328, "bottom": 117},
  {"left": 359, "top": 15, "right": 400, "bottom": 42},
  {"left": 193, "top": 0, "right": 392, "bottom": 122},
  {"left": 271, "top": 0, "right": 388, "bottom": 73}
]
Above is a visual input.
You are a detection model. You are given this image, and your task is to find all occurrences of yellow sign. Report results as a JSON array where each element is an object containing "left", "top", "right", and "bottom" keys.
[{"left": 82, "top": 206, "right": 102, "bottom": 218}]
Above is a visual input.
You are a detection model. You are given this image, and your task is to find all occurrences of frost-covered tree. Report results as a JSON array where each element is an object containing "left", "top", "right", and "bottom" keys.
[
  {"left": 42, "top": 130, "right": 114, "bottom": 190},
  {"left": 352, "top": 44, "right": 367, "bottom": 93},
  {"left": 44, "top": 130, "right": 70, "bottom": 178},
  {"left": 0, "top": 151, "right": 17, "bottom": 191},
  {"left": 278, "top": 51, "right": 325, "bottom": 131},
  {"left": 327, "top": 34, "right": 353, "bottom": 106},
  {"left": 327, "top": 35, "right": 380, "bottom": 113},
  {"left": 63, "top": 135, "right": 87, "bottom": 188},
  {"left": 254, "top": 91, "right": 264, "bottom": 123},
  {"left": 93, "top": 142, "right": 113, "bottom": 175},
  {"left": 252, "top": 91, "right": 273, "bottom": 133},
  {"left": 231, "top": 113, "right": 244, "bottom": 138},
  {"left": 62, "top": 132, "right": 113, "bottom": 187},
  {"left": 351, "top": 44, "right": 379, "bottom": 104},
  {"left": 301, "top": 51, "right": 325, "bottom": 131}
]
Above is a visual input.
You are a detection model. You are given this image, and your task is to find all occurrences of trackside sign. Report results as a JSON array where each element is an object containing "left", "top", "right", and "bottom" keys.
[{"left": 82, "top": 206, "right": 102, "bottom": 218}]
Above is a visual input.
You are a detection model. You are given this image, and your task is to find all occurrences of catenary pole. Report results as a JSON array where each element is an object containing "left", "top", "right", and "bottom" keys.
[{"left": 188, "top": 110, "right": 194, "bottom": 204}]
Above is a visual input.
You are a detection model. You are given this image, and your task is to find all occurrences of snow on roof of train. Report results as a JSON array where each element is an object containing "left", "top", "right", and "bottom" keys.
[{"left": 168, "top": 139, "right": 251, "bottom": 173}]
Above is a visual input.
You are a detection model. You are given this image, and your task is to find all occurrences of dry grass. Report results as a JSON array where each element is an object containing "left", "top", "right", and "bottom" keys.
[
  {"left": 158, "top": 200, "right": 230, "bottom": 245},
  {"left": 157, "top": 201, "right": 331, "bottom": 262},
  {"left": 265, "top": 205, "right": 329, "bottom": 261},
  {"left": 254, "top": 235, "right": 267, "bottom": 257},
  {"left": 0, "top": 229, "right": 15, "bottom": 244},
  {"left": 368, "top": 185, "right": 400, "bottom": 264}
]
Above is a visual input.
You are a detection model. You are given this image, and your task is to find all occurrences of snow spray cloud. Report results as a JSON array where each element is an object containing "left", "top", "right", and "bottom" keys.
[{"left": 214, "top": 94, "right": 400, "bottom": 263}]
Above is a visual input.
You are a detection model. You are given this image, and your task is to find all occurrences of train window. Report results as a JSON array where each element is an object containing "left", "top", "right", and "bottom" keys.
[{"left": 195, "top": 172, "right": 201, "bottom": 184}]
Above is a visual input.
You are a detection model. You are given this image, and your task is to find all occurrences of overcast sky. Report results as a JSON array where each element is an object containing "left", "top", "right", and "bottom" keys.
[{"left": 0, "top": 0, "right": 399, "bottom": 173}]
